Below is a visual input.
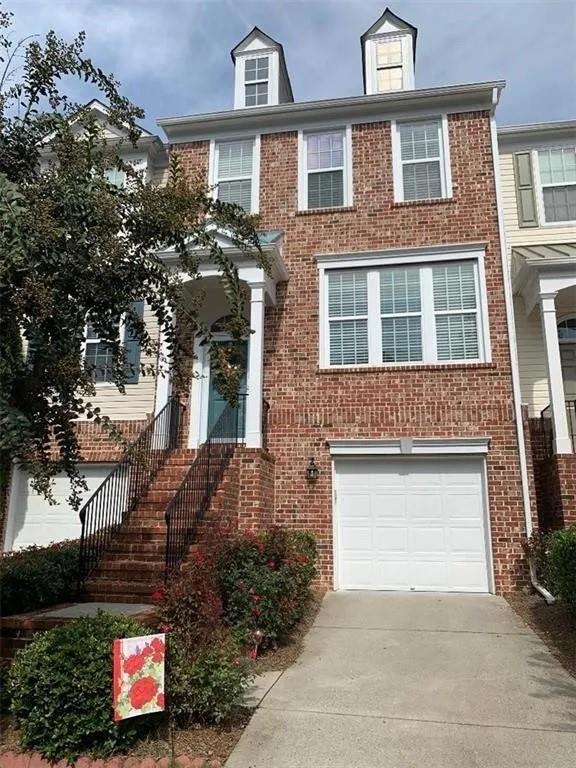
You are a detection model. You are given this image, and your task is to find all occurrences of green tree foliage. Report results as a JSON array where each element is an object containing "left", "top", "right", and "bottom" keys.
[{"left": 0, "top": 6, "right": 265, "bottom": 504}]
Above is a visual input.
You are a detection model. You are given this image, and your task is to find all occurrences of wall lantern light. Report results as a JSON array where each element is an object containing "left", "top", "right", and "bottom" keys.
[{"left": 306, "top": 457, "right": 320, "bottom": 483}]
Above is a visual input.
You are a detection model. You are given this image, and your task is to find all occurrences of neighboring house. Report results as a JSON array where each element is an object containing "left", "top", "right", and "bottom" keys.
[
  {"left": 497, "top": 121, "right": 576, "bottom": 528},
  {"left": 4, "top": 8, "right": 570, "bottom": 600}
]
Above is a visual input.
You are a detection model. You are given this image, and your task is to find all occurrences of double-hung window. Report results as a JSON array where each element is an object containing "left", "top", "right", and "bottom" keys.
[
  {"left": 104, "top": 167, "right": 125, "bottom": 187},
  {"left": 214, "top": 139, "right": 257, "bottom": 212},
  {"left": 375, "top": 38, "right": 403, "bottom": 92},
  {"left": 321, "top": 254, "right": 487, "bottom": 368},
  {"left": 537, "top": 148, "right": 576, "bottom": 223},
  {"left": 244, "top": 56, "right": 269, "bottom": 107},
  {"left": 393, "top": 118, "right": 451, "bottom": 202},
  {"left": 84, "top": 322, "right": 117, "bottom": 383},
  {"left": 300, "top": 129, "right": 351, "bottom": 210}
]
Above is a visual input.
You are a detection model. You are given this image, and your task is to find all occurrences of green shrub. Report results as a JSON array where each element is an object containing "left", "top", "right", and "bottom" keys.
[
  {"left": 9, "top": 612, "right": 151, "bottom": 761},
  {"left": 168, "top": 637, "right": 251, "bottom": 724},
  {"left": 547, "top": 526, "right": 576, "bottom": 611},
  {"left": 0, "top": 541, "right": 80, "bottom": 616},
  {"left": 217, "top": 528, "right": 317, "bottom": 650}
]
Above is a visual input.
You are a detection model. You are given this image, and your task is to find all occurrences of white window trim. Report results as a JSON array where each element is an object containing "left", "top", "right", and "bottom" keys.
[
  {"left": 82, "top": 317, "right": 127, "bottom": 387},
  {"left": 364, "top": 32, "right": 415, "bottom": 94},
  {"left": 298, "top": 125, "right": 353, "bottom": 211},
  {"left": 391, "top": 115, "right": 452, "bottom": 203},
  {"left": 243, "top": 55, "right": 270, "bottom": 108},
  {"left": 234, "top": 49, "right": 278, "bottom": 108},
  {"left": 317, "top": 245, "right": 491, "bottom": 369},
  {"left": 533, "top": 147, "right": 576, "bottom": 228},
  {"left": 208, "top": 135, "right": 261, "bottom": 214}
]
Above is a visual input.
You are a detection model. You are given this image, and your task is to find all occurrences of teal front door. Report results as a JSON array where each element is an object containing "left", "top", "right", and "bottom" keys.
[{"left": 207, "top": 340, "right": 247, "bottom": 439}]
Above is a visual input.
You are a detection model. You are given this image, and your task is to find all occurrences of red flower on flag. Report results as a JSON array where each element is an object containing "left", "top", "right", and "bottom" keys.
[
  {"left": 123, "top": 652, "right": 145, "bottom": 676},
  {"left": 129, "top": 676, "right": 159, "bottom": 709}
]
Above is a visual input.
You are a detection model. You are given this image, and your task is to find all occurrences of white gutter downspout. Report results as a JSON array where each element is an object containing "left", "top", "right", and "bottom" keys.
[{"left": 489, "top": 88, "right": 555, "bottom": 604}]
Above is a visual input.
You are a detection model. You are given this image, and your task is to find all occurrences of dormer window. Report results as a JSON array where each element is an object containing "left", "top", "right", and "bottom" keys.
[
  {"left": 244, "top": 56, "right": 269, "bottom": 106},
  {"left": 361, "top": 9, "right": 416, "bottom": 95},
  {"left": 375, "top": 38, "right": 403, "bottom": 92},
  {"left": 231, "top": 27, "right": 294, "bottom": 110}
]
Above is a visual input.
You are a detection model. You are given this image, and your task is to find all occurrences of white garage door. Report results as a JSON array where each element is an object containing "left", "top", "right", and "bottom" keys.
[
  {"left": 5, "top": 464, "right": 112, "bottom": 550},
  {"left": 335, "top": 457, "right": 490, "bottom": 593}
]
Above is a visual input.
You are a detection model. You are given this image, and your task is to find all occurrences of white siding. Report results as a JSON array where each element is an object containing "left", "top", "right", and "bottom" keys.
[
  {"left": 85, "top": 301, "right": 160, "bottom": 421},
  {"left": 500, "top": 152, "right": 576, "bottom": 248},
  {"left": 514, "top": 297, "right": 549, "bottom": 416}
]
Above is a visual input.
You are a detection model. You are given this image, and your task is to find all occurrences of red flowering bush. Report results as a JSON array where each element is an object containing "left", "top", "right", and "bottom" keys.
[{"left": 216, "top": 528, "right": 316, "bottom": 650}]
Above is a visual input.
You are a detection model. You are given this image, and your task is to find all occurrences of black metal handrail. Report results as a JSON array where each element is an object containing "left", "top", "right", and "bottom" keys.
[
  {"left": 78, "top": 397, "right": 183, "bottom": 589},
  {"left": 165, "top": 399, "right": 243, "bottom": 579},
  {"left": 540, "top": 400, "right": 576, "bottom": 455}
]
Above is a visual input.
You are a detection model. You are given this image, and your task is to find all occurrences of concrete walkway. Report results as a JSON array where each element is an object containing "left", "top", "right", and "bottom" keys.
[{"left": 227, "top": 592, "right": 576, "bottom": 768}]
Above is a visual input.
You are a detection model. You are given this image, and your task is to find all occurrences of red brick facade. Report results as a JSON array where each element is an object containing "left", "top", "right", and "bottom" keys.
[{"left": 173, "top": 111, "right": 528, "bottom": 593}]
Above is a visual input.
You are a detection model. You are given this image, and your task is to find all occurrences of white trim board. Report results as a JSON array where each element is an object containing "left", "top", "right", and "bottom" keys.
[{"left": 328, "top": 438, "right": 491, "bottom": 456}]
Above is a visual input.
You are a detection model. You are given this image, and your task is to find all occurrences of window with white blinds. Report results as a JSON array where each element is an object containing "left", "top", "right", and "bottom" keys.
[
  {"left": 393, "top": 118, "right": 450, "bottom": 202},
  {"left": 432, "top": 262, "right": 479, "bottom": 360},
  {"left": 380, "top": 268, "right": 422, "bottom": 362},
  {"left": 300, "top": 129, "right": 351, "bottom": 210},
  {"left": 327, "top": 271, "right": 369, "bottom": 365},
  {"left": 215, "top": 139, "right": 256, "bottom": 212},
  {"left": 537, "top": 148, "right": 576, "bottom": 223},
  {"left": 375, "top": 38, "right": 403, "bottom": 93},
  {"left": 323, "top": 258, "right": 485, "bottom": 367}
]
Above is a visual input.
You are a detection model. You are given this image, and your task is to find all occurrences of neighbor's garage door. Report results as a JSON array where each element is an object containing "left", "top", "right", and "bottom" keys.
[
  {"left": 334, "top": 457, "right": 490, "bottom": 593},
  {"left": 6, "top": 464, "right": 112, "bottom": 550}
]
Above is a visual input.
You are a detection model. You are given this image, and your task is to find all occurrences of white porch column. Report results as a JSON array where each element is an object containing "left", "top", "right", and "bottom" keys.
[
  {"left": 154, "top": 305, "right": 174, "bottom": 416},
  {"left": 245, "top": 283, "right": 265, "bottom": 448},
  {"left": 540, "top": 292, "right": 571, "bottom": 453}
]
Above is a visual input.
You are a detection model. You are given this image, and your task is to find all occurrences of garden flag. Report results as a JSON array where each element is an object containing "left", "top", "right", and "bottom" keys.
[{"left": 113, "top": 633, "right": 166, "bottom": 721}]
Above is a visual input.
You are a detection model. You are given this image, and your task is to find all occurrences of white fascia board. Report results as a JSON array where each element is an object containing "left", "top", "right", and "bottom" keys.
[
  {"left": 315, "top": 241, "right": 488, "bottom": 268},
  {"left": 157, "top": 81, "right": 504, "bottom": 143},
  {"left": 328, "top": 438, "right": 491, "bottom": 456},
  {"left": 497, "top": 121, "right": 576, "bottom": 152}
]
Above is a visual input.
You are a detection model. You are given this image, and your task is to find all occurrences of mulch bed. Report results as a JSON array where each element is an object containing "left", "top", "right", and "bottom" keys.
[
  {"left": 506, "top": 592, "right": 576, "bottom": 678},
  {"left": 0, "top": 590, "right": 326, "bottom": 766}
]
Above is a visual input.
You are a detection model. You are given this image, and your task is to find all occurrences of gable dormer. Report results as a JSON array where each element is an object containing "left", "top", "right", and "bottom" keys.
[
  {"left": 361, "top": 8, "right": 417, "bottom": 95},
  {"left": 231, "top": 27, "right": 293, "bottom": 109}
]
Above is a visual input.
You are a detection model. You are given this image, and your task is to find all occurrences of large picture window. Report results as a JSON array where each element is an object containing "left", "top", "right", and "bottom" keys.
[{"left": 321, "top": 257, "right": 486, "bottom": 367}]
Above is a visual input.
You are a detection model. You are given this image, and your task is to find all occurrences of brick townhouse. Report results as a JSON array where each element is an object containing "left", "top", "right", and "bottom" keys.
[{"left": 6, "top": 8, "right": 568, "bottom": 602}]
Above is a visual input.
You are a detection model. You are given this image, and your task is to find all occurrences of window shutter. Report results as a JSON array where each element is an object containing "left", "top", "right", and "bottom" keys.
[
  {"left": 513, "top": 152, "right": 538, "bottom": 227},
  {"left": 124, "top": 300, "right": 144, "bottom": 384}
]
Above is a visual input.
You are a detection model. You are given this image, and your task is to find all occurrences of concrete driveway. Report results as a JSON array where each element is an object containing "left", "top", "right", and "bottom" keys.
[{"left": 227, "top": 592, "right": 576, "bottom": 768}]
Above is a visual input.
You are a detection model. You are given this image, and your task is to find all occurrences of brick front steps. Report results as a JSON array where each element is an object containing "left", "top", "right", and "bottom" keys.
[
  {"left": 0, "top": 753, "right": 222, "bottom": 768},
  {"left": 0, "top": 603, "right": 156, "bottom": 662}
]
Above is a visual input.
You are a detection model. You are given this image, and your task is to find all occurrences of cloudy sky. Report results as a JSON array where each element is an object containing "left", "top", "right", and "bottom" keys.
[{"left": 7, "top": 0, "right": 576, "bottom": 135}]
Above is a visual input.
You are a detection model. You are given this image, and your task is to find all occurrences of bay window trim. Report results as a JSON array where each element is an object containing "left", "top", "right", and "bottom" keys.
[
  {"left": 298, "top": 125, "right": 353, "bottom": 211},
  {"left": 533, "top": 146, "right": 576, "bottom": 227},
  {"left": 391, "top": 115, "right": 452, "bottom": 203},
  {"left": 318, "top": 245, "right": 490, "bottom": 369},
  {"left": 208, "top": 135, "right": 261, "bottom": 214}
]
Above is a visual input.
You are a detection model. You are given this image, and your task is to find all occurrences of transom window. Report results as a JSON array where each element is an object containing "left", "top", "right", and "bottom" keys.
[
  {"left": 375, "top": 38, "right": 403, "bottom": 92},
  {"left": 215, "top": 139, "right": 255, "bottom": 212},
  {"left": 537, "top": 148, "right": 576, "bottom": 223},
  {"left": 244, "top": 56, "right": 269, "bottom": 107},
  {"left": 300, "top": 129, "right": 350, "bottom": 210},
  {"left": 393, "top": 119, "right": 450, "bottom": 202},
  {"left": 324, "top": 259, "right": 484, "bottom": 367}
]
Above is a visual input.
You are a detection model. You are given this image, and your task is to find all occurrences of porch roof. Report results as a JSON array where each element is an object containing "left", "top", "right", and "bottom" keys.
[{"left": 512, "top": 242, "right": 576, "bottom": 314}]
